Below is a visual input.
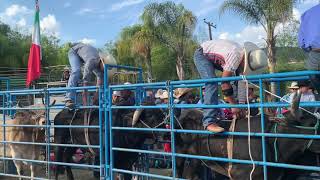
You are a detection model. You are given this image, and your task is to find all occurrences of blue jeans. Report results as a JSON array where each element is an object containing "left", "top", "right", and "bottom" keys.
[
  {"left": 65, "top": 49, "right": 82, "bottom": 101},
  {"left": 193, "top": 48, "right": 220, "bottom": 127}
]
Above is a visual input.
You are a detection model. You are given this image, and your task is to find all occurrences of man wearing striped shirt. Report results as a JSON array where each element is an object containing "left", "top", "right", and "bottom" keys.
[{"left": 194, "top": 39, "right": 268, "bottom": 133}]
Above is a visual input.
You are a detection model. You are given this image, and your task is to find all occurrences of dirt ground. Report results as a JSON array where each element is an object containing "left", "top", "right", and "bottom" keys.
[{"left": 0, "top": 162, "right": 172, "bottom": 180}]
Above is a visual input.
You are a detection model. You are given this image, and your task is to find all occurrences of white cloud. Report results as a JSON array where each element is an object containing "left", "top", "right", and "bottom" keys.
[
  {"left": 0, "top": 4, "right": 32, "bottom": 31},
  {"left": 110, "top": 0, "right": 144, "bottom": 12},
  {"left": 4, "top": 4, "right": 31, "bottom": 17},
  {"left": 40, "top": 14, "right": 60, "bottom": 37},
  {"left": 301, "top": 0, "right": 320, "bottom": 5},
  {"left": 218, "top": 25, "right": 266, "bottom": 46},
  {"left": 76, "top": 8, "right": 94, "bottom": 15},
  {"left": 219, "top": 32, "right": 229, "bottom": 40},
  {"left": 195, "top": 0, "right": 221, "bottom": 17},
  {"left": 64, "top": 2, "right": 71, "bottom": 8},
  {"left": 79, "top": 38, "right": 96, "bottom": 45},
  {"left": 17, "top": 18, "right": 26, "bottom": 27}
]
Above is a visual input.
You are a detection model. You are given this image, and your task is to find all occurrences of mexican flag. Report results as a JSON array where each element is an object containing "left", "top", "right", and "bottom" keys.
[{"left": 26, "top": 1, "right": 41, "bottom": 87}]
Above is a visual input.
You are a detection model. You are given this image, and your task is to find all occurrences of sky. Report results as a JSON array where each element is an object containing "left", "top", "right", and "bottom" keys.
[{"left": 0, "top": 0, "right": 319, "bottom": 47}]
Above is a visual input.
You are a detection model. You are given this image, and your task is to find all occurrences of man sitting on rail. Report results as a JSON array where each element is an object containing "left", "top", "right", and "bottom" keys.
[
  {"left": 194, "top": 39, "right": 268, "bottom": 133},
  {"left": 65, "top": 43, "right": 116, "bottom": 108},
  {"left": 298, "top": 4, "right": 320, "bottom": 94}
]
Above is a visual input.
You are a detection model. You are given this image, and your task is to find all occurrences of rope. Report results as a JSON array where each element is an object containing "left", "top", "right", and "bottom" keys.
[
  {"left": 69, "top": 110, "right": 78, "bottom": 144},
  {"left": 273, "top": 123, "right": 279, "bottom": 162},
  {"left": 240, "top": 75, "right": 255, "bottom": 180},
  {"left": 245, "top": 81, "right": 318, "bottom": 120},
  {"left": 84, "top": 109, "right": 96, "bottom": 155}
]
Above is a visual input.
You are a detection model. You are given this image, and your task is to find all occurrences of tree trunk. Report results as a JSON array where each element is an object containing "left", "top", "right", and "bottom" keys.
[
  {"left": 176, "top": 55, "right": 185, "bottom": 80},
  {"left": 145, "top": 48, "right": 153, "bottom": 83},
  {"left": 267, "top": 29, "right": 277, "bottom": 101}
]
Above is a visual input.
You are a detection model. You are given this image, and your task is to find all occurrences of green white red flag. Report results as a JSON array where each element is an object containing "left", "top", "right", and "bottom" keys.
[{"left": 26, "top": 0, "right": 41, "bottom": 87}]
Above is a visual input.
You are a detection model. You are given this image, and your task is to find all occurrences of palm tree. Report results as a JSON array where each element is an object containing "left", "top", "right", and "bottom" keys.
[
  {"left": 131, "top": 27, "right": 154, "bottom": 83},
  {"left": 142, "top": 2, "right": 197, "bottom": 80},
  {"left": 219, "top": 0, "right": 297, "bottom": 95},
  {"left": 116, "top": 25, "right": 155, "bottom": 83}
]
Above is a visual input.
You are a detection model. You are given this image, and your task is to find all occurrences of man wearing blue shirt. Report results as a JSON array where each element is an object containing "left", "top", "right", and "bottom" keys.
[{"left": 298, "top": 4, "right": 320, "bottom": 93}]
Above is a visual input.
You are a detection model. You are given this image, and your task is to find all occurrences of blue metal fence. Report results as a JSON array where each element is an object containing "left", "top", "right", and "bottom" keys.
[
  {"left": 107, "top": 70, "right": 320, "bottom": 180},
  {"left": 0, "top": 69, "right": 320, "bottom": 179}
]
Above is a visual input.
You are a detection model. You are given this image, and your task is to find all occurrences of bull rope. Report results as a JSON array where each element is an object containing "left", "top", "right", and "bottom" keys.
[
  {"left": 69, "top": 110, "right": 78, "bottom": 144},
  {"left": 227, "top": 116, "right": 237, "bottom": 180},
  {"left": 84, "top": 109, "right": 96, "bottom": 155}
]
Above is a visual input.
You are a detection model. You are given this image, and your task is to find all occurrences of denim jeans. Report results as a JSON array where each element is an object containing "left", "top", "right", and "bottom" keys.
[
  {"left": 193, "top": 48, "right": 220, "bottom": 127},
  {"left": 65, "top": 49, "right": 82, "bottom": 101},
  {"left": 306, "top": 51, "right": 320, "bottom": 93}
]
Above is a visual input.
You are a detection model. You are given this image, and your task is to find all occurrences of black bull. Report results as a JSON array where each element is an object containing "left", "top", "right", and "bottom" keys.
[
  {"left": 53, "top": 108, "right": 164, "bottom": 180},
  {"left": 132, "top": 93, "right": 320, "bottom": 180}
]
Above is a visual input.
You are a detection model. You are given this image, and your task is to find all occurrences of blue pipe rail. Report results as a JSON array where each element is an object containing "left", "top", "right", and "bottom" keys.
[
  {"left": 107, "top": 70, "right": 320, "bottom": 180},
  {"left": 1, "top": 70, "right": 320, "bottom": 179}
]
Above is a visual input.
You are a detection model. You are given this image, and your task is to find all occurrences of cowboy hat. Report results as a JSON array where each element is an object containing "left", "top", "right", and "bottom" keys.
[
  {"left": 99, "top": 51, "right": 117, "bottom": 79},
  {"left": 288, "top": 82, "right": 299, "bottom": 89},
  {"left": 243, "top": 42, "right": 268, "bottom": 75},
  {"left": 112, "top": 91, "right": 121, "bottom": 97},
  {"left": 297, "top": 80, "right": 311, "bottom": 87},
  {"left": 155, "top": 89, "right": 169, "bottom": 99},
  {"left": 173, "top": 88, "right": 193, "bottom": 99}
]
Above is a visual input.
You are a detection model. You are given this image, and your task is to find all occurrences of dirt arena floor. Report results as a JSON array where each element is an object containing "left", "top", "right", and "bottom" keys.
[{"left": 0, "top": 162, "right": 172, "bottom": 180}]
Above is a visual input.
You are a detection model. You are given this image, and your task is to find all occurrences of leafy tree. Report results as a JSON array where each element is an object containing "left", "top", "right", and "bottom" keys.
[
  {"left": 219, "top": 0, "right": 298, "bottom": 96},
  {"left": 276, "top": 20, "right": 300, "bottom": 47},
  {"left": 142, "top": 1, "right": 197, "bottom": 80}
]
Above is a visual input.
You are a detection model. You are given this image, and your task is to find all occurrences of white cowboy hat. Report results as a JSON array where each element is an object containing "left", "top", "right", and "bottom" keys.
[
  {"left": 173, "top": 88, "right": 193, "bottom": 99},
  {"left": 243, "top": 42, "right": 268, "bottom": 75},
  {"left": 99, "top": 51, "right": 117, "bottom": 79},
  {"left": 112, "top": 91, "right": 121, "bottom": 96},
  {"left": 288, "top": 82, "right": 299, "bottom": 89},
  {"left": 155, "top": 89, "right": 169, "bottom": 99}
]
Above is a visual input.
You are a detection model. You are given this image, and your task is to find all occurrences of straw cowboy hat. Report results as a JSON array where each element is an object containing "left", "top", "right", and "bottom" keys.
[
  {"left": 173, "top": 88, "right": 193, "bottom": 99},
  {"left": 243, "top": 42, "right": 268, "bottom": 75},
  {"left": 155, "top": 89, "right": 169, "bottom": 99},
  {"left": 99, "top": 51, "right": 117, "bottom": 79},
  {"left": 288, "top": 82, "right": 299, "bottom": 89}
]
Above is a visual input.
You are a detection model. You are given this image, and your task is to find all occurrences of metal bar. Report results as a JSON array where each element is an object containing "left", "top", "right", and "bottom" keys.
[
  {"left": 112, "top": 148, "right": 320, "bottom": 171},
  {"left": 104, "top": 64, "right": 110, "bottom": 179},
  {"left": 259, "top": 79, "right": 267, "bottom": 179},
  {"left": 111, "top": 127, "right": 320, "bottom": 139},
  {"left": 98, "top": 87, "right": 104, "bottom": 178},
  {"left": 0, "top": 173, "right": 48, "bottom": 180},
  {"left": 0, "top": 124, "right": 100, "bottom": 128},
  {"left": 0, "top": 157, "right": 100, "bottom": 168},
  {"left": 108, "top": 84, "right": 114, "bottom": 180},
  {"left": 108, "top": 102, "right": 320, "bottom": 109},
  {"left": 107, "top": 64, "right": 142, "bottom": 71},
  {"left": 0, "top": 141, "right": 100, "bottom": 148},
  {"left": 168, "top": 83, "right": 176, "bottom": 179},
  {"left": 112, "top": 168, "right": 186, "bottom": 180}
]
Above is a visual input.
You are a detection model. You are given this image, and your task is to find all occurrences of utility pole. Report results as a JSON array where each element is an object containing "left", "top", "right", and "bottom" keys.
[{"left": 203, "top": 19, "right": 216, "bottom": 40}]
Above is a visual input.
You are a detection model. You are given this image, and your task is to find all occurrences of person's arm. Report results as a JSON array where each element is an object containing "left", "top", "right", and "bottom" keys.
[{"left": 221, "top": 71, "right": 237, "bottom": 104}]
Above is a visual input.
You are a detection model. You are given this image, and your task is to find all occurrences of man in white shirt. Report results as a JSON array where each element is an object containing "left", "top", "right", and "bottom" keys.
[{"left": 194, "top": 39, "right": 268, "bottom": 133}]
